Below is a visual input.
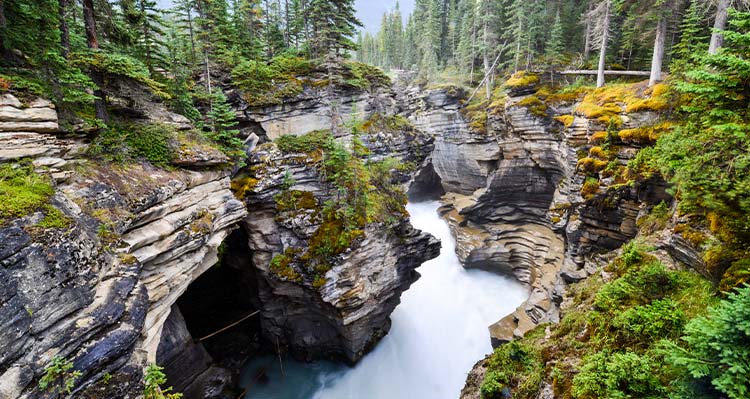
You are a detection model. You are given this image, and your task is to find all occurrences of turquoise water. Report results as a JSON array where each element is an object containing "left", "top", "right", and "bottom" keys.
[{"left": 240, "top": 201, "right": 528, "bottom": 399}]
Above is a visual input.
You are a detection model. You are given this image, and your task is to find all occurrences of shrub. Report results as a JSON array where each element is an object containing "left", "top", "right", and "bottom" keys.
[
  {"left": 581, "top": 177, "right": 600, "bottom": 199},
  {"left": 143, "top": 363, "right": 182, "bottom": 399},
  {"left": 595, "top": 262, "right": 677, "bottom": 312},
  {"left": 666, "top": 285, "right": 750, "bottom": 399},
  {"left": 611, "top": 299, "right": 686, "bottom": 344},
  {"left": 482, "top": 340, "right": 544, "bottom": 398},
  {"left": 39, "top": 356, "right": 82, "bottom": 397},
  {"left": 0, "top": 163, "right": 54, "bottom": 224},
  {"left": 71, "top": 51, "right": 169, "bottom": 98},
  {"left": 572, "top": 350, "right": 666, "bottom": 399},
  {"left": 126, "top": 123, "right": 175, "bottom": 166}
]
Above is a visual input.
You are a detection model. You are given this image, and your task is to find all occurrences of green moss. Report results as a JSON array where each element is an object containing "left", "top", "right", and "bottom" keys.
[
  {"left": 270, "top": 249, "right": 303, "bottom": 283},
  {"left": 275, "top": 190, "right": 318, "bottom": 212},
  {"left": 0, "top": 163, "right": 55, "bottom": 225},
  {"left": 357, "top": 113, "right": 415, "bottom": 134},
  {"left": 581, "top": 177, "right": 600, "bottom": 199},
  {"left": 125, "top": 123, "right": 175, "bottom": 166},
  {"left": 231, "top": 55, "right": 312, "bottom": 106},
  {"left": 516, "top": 96, "right": 548, "bottom": 117},
  {"left": 275, "top": 130, "right": 334, "bottom": 154},
  {"left": 636, "top": 201, "right": 671, "bottom": 234},
  {"left": 343, "top": 62, "right": 391, "bottom": 90},
  {"left": 231, "top": 175, "right": 260, "bottom": 200},
  {"left": 87, "top": 123, "right": 177, "bottom": 167},
  {"left": 37, "top": 205, "right": 71, "bottom": 229}
]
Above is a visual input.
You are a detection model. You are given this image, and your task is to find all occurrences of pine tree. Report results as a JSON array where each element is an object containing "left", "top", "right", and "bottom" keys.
[
  {"left": 673, "top": 0, "right": 708, "bottom": 60},
  {"left": 206, "top": 91, "right": 243, "bottom": 155},
  {"left": 308, "top": 0, "right": 361, "bottom": 59},
  {"left": 546, "top": 6, "right": 565, "bottom": 66}
]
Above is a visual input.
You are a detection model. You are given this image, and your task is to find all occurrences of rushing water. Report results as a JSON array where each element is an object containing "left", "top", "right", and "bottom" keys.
[{"left": 240, "top": 201, "right": 528, "bottom": 399}]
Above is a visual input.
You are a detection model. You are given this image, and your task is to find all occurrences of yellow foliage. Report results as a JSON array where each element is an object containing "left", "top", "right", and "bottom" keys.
[
  {"left": 516, "top": 95, "right": 548, "bottom": 117},
  {"left": 575, "top": 81, "right": 671, "bottom": 121},
  {"left": 618, "top": 122, "right": 673, "bottom": 144},
  {"left": 555, "top": 115, "right": 575, "bottom": 127},
  {"left": 577, "top": 157, "right": 608, "bottom": 173},
  {"left": 589, "top": 146, "right": 607, "bottom": 159},
  {"left": 590, "top": 131, "right": 607, "bottom": 144},
  {"left": 505, "top": 71, "right": 539, "bottom": 88},
  {"left": 576, "top": 101, "right": 622, "bottom": 119},
  {"left": 231, "top": 176, "right": 259, "bottom": 200},
  {"left": 625, "top": 97, "right": 669, "bottom": 113}
]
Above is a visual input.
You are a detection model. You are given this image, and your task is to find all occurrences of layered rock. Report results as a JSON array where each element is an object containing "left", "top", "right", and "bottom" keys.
[
  {"left": 411, "top": 82, "right": 672, "bottom": 349},
  {"left": 229, "top": 121, "right": 440, "bottom": 364},
  {"left": 232, "top": 85, "right": 395, "bottom": 141},
  {"left": 0, "top": 97, "right": 247, "bottom": 398},
  {"left": 400, "top": 86, "right": 500, "bottom": 194}
]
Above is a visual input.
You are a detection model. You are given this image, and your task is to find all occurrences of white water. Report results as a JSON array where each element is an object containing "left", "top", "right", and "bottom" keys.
[{"left": 240, "top": 201, "right": 528, "bottom": 399}]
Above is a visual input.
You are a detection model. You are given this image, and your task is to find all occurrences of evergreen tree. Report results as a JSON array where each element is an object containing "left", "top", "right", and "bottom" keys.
[
  {"left": 672, "top": 0, "right": 708, "bottom": 61},
  {"left": 308, "top": 0, "right": 361, "bottom": 59}
]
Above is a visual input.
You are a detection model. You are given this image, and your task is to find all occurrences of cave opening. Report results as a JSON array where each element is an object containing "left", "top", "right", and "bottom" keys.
[
  {"left": 407, "top": 161, "right": 445, "bottom": 202},
  {"left": 156, "top": 227, "right": 263, "bottom": 399}
]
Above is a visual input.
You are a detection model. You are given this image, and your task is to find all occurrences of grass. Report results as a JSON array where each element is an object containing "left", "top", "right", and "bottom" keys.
[{"left": 0, "top": 163, "right": 54, "bottom": 225}]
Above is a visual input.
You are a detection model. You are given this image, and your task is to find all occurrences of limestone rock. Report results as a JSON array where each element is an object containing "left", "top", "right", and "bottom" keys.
[{"left": 0, "top": 94, "right": 59, "bottom": 133}]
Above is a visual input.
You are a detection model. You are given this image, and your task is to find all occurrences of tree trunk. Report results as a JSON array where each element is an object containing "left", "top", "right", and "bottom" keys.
[
  {"left": 187, "top": 6, "right": 196, "bottom": 65},
  {"left": 59, "top": 0, "right": 71, "bottom": 58},
  {"left": 82, "top": 0, "right": 99, "bottom": 49},
  {"left": 483, "top": 20, "right": 491, "bottom": 100},
  {"left": 583, "top": 1, "right": 592, "bottom": 60},
  {"left": 82, "top": 0, "right": 108, "bottom": 123},
  {"left": 649, "top": 11, "right": 667, "bottom": 86},
  {"left": 709, "top": 0, "right": 730, "bottom": 54},
  {"left": 596, "top": 0, "right": 610, "bottom": 88}
]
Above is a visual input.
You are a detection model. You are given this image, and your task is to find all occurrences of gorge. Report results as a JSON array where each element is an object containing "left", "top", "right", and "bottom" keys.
[{"left": 0, "top": 69, "right": 681, "bottom": 399}]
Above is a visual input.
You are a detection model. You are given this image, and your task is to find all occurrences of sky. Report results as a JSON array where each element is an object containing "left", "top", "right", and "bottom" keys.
[{"left": 154, "top": 0, "right": 415, "bottom": 34}]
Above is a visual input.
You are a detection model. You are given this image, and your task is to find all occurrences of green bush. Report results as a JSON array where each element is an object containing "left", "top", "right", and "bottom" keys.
[
  {"left": 71, "top": 51, "right": 169, "bottom": 98},
  {"left": 595, "top": 262, "right": 678, "bottom": 312},
  {"left": 88, "top": 123, "right": 176, "bottom": 166},
  {"left": 0, "top": 163, "right": 54, "bottom": 224},
  {"left": 231, "top": 54, "right": 312, "bottom": 106},
  {"left": 666, "top": 285, "right": 750, "bottom": 399},
  {"left": 572, "top": 350, "right": 666, "bottom": 399},
  {"left": 39, "top": 356, "right": 82, "bottom": 397},
  {"left": 143, "top": 363, "right": 182, "bottom": 399},
  {"left": 612, "top": 299, "right": 686, "bottom": 344},
  {"left": 481, "top": 340, "right": 544, "bottom": 398},
  {"left": 125, "top": 124, "right": 175, "bottom": 166}
]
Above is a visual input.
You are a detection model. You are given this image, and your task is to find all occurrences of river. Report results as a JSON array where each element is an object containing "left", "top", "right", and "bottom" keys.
[{"left": 239, "top": 201, "right": 528, "bottom": 399}]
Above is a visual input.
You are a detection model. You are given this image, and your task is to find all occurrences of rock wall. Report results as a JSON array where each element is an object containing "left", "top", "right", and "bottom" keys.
[
  {"left": 0, "top": 93, "right": 246, "bottom": 398},
  {"left": 228, "top": 120, "right": 441, "bottom": 363},
  {"left": 403, "top": 81, "right": 671, "bottom": 351},
  {"left": 400, "top": 87, "right": 500, "bottom": 195},
  {"left": 232, "top": 85, "right": 395, "bottom": 141}
]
